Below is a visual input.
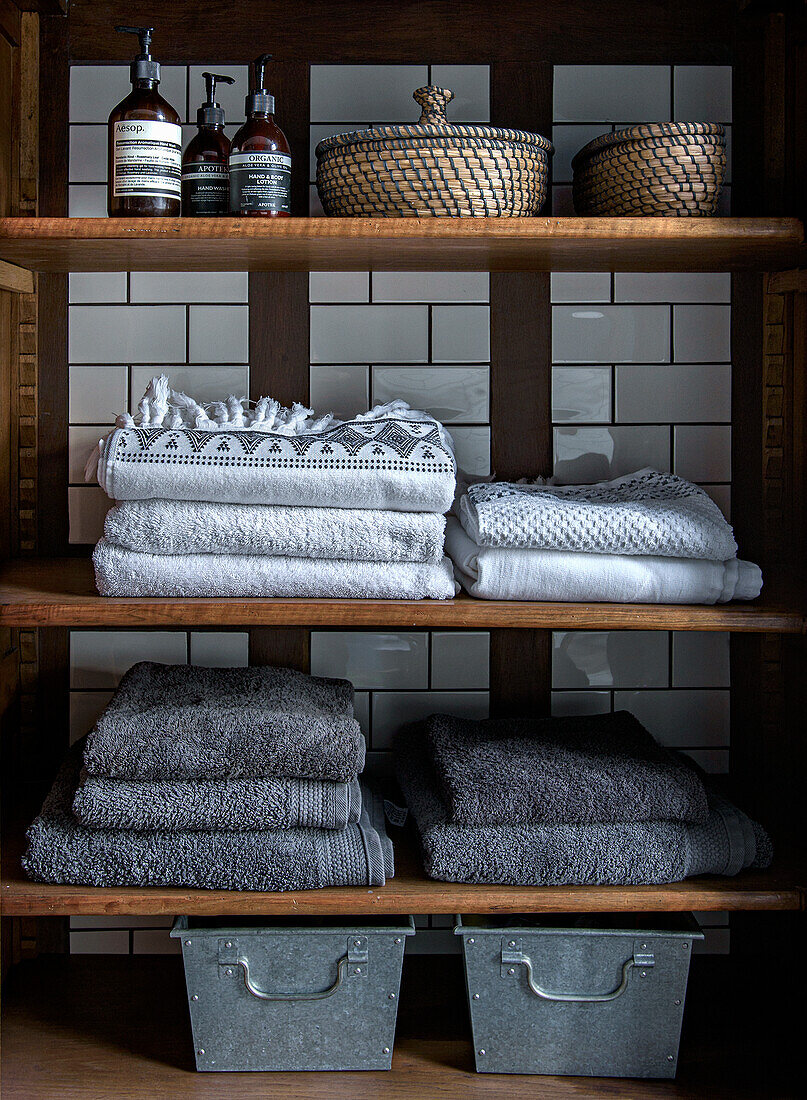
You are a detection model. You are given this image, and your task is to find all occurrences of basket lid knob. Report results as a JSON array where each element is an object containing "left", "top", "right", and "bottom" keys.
[{"left": 414, "top": 86, "right": 454, "bottom": 125}]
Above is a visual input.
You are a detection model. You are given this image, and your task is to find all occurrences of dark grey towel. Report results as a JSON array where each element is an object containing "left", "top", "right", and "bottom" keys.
[
  {"left": 73, "top": 770, "right": 362, "bottom": 831},
  {"left": 84, "top": 662, "right": 364, "bottom": 782},
  {"left": 426, "top": 711, "right": 709, "bottom": 826},
  {"left": 396, "top": 726, "right": 772, "bottom": 886},
  {"left": 23, "top": 745, "right": 393, "bottom": 891}
]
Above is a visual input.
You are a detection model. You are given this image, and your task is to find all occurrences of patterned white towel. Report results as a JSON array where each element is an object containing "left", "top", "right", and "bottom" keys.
[
  {"left": 459, "top": 469, "right": 738, "bottom": 560},
  {"left": 90, "top": 377, "right": 456, "bottom": 513}
]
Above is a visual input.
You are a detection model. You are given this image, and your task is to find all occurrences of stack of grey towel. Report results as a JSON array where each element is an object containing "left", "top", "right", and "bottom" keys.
[
  {"left": 395, "top": 711, "right": 773, "bottom": 886},
  {"left": 23, "top": 663, "right": 393, "bottom": 891},
  {"left": 89, "top": 377, "right": 458, "bottom": 600}
]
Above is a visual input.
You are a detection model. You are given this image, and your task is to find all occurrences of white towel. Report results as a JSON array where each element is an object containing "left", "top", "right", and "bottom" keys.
[
  {"left": 459, "top": 469, "right": 738, "bottom": 560},
  {"left": 445, "top": 518, "right": 762, "bottom": 604},
  {"left": 93, "top": 391, "right": 455, "bottom": 512},
  {"left": 93, "top": 538, "right": 458, "bottom": 599},
  {"left": 104, "top": 499, "right": 446, "bottom": 563}
]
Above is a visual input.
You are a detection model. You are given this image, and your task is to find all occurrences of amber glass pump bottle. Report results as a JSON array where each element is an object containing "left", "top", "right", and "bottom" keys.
[
  {"left": 182, "top": 72, "right": 236, "bottom": 216},
  {"left": 107, "top": 26, "right": 182, "bottom": 217},
  {"left": 229, "top": 54, "right": 291, "bottom": 216}
]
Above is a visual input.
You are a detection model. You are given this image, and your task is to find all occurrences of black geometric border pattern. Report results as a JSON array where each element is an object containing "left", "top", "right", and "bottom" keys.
[{"left": 114, "top": 420, "right": 455, "bottom": 471}]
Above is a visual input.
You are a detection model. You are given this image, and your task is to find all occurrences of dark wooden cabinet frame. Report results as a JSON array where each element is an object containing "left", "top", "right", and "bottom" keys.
[{"left": 0, "top": 1, "right": 805, "bottom": 1092}]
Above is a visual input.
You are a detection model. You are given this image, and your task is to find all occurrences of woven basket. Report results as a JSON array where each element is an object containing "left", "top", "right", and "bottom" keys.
[
  {"left": 315, "top": 86, "right": 553, "bottom": 217},
  {"left": 571, "top": 123, "right": 726, "bottom": 217}
]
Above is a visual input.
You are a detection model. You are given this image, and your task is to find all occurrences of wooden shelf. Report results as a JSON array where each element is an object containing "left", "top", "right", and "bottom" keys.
[
  {"left": 3, "top": 827, "right": 803, "bottom": 915},
  {"left": 0, "top": 216, "right": 803, "bottom": 273},
  {"left": 2, "top": 955, "right": 801, "bottom": 1098},
  {"left": 0, "top": 557, "right": 801, "bottom": 630}
]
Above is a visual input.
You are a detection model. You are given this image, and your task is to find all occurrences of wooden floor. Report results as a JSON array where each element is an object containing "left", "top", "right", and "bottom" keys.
[
  {"left": 0, "top": 953, "right": 801, "bottom": 1098},
  {"left": 0, "top": 557, "right": 802, "bottom": 631}
]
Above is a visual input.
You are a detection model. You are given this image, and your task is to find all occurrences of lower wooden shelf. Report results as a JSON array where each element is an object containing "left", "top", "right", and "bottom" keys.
[
  {"left": 3, "top": 828, "right": 803, "bottom": 915},
  {"left": 1, "top": 955, "right": 802, "bottom": 1098},
  {"left": 0, "top": 557, "right": 802, "bottom": 630}
]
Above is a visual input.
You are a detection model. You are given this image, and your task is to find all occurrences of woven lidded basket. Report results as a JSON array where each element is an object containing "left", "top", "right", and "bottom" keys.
[
  {"left": 315, "top": 86, "right": 553, "bottom": 217},
  {"left": 571, "top": 123, "right": 726, "bottom": 217}
]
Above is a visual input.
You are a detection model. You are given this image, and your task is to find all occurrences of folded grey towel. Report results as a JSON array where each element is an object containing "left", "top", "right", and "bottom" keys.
[
  {"left": 73, "top": 771, "right": 362, "bottom": 831},
  {"left": 23, "top": 745, "right": 393, "bottom": 891},
  {"left": 396, "top": 726, "right": 772, "bottom": 886},
  {"left": 84, "top": 662, "right": 364, "bottom": 782},
  {"left": 426, "top": 711, "right": 709, "bottom": 825}
]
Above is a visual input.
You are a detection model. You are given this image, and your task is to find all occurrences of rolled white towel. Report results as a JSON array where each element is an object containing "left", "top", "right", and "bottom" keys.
[{"left": 445, "top": 518, "right": 762, "bottom": 604}]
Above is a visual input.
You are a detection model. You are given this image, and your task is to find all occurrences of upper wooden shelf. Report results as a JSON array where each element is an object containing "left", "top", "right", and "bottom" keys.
[
  {"left": 0, "top": 217, "right": 803, "bottom": 273},
  {"left": 0, "top": 557, "right": 802, "bottom": 631}
]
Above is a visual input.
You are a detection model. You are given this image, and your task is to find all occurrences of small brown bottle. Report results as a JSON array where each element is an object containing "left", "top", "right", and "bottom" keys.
[
  {"left": 229, "top": 54, "right": 291, "bottom": 216},
  {"left": 182, "top": 73, "right": 236, "bottom": 216},
  {"left": 107, "top": 26, "right": 182, "bottom": 217}
]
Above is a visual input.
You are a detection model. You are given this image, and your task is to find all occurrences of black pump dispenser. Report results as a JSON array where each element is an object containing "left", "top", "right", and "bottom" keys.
[
  {"left": 198, "top": 72, "right": 235, "bottom": 127},
  {"left": 245, "top": 54, "right": 276, "bottom": 116},
  {"left": 182, "top": 72, "right": 236, "bottom": 215},
  {"left": 229, "top": 52, "right": 291, "bottom": 215},
  {"left": 116, "top": 25, "right": 161, "bottom": 85}
]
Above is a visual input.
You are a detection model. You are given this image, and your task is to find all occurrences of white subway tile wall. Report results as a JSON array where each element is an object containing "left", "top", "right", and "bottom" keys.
[{"left": 67, "top": 62, "right": 732, "bottom": 951}]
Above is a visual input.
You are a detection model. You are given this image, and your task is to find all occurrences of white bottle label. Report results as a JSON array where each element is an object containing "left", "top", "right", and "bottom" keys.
[
  {"left": 229, "top": 152, "right": 291, "bottom": 213},
  {"left": 113, "top": 120, "right": 182, "bottom": 199}
]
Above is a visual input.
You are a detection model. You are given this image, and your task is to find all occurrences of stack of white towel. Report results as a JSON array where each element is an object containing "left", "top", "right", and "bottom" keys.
[
  {"left": 87, "top": 377, "right": 458, "bottom": 599},
  {"left": 446, "top": 469, "right": 763, "bottom": 603}
]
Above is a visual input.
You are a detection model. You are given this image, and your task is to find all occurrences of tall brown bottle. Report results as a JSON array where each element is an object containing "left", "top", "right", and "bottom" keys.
[
  {"left": 229, "top": 54, "right": 291, "bottom": 216},
  {"left": 107, "top": 26, "right": 182, "bottom": 217}
]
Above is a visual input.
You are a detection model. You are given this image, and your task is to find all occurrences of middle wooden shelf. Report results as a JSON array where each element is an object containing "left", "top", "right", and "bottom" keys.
[
  {"left": 3, "top": 826, "right": 803, "bottom": 916},
  {"left": 0, "top": 557, "right": 802, "bottom": 631}
]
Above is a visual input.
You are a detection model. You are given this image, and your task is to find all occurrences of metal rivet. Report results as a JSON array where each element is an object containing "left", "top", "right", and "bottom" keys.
[
  {"left": 508, "top": 940, "right": 516, "bottom": 947},
  {"left": 667, "top": 1055, "right": 675, "bottom": 1062},
  {"left": 468, "top": 938, "right": 475, "bottom": 944},
  {"left": 682, "top": 943, "right": 689, "bottom": 950},
  {"left": 354, "top": 938, "right": 362, "bottom": 946},
  {"left": 355, "top": 967, "right": 362, "bottom": 974},
  {"left": 472, "top": 993, "right": 480, "bottom": 1000},
  {"left": 674, "top": 999, "right": 681, "bottom": 1006},
  {"left": 641, "top": 943, "right": 647, "bottom": 950},
  {"left": 388, "top": 993, "right": 396, "bottom": 1000},
  {"left": 197, "top": 1049, "right": 205, "bottom": 1056},
  {"left": 508, "top": 968, "right": 515, "bottom": 975},
  {"left": 394, "top": 938, "right": 402, "bottom": 944},
  {"left": 641, "top": 971, "right": 647, "bottom": 978},
  {"left": 225, "top": 968, "right": 233, "bottom": 976},
  {"left": 383, "top": 1047, "right": 390, "bottom": 1055},
  {"left": 184, "top": 940, "right": 191, "bottom": 946},
  {"left": 478, "top": 1049, "right": 486, "bottom": 1056},
  {"left": 191, "top": 994, "right": 199, "bottom": 1001},
  {"left": 225, "top": 941, "right": 233, "bottom": 948}
]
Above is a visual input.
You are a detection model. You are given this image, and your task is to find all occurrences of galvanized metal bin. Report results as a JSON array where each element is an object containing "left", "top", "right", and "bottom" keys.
[
  {"left": 455, "top": 914, "right": 703, "bottom": 1078},
  {"left": 171, "top": 915, "right": 415, "bottom": 1071}
]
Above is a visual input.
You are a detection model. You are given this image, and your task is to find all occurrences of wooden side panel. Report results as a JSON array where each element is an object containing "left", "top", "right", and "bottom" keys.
[
  {"left": 489, "top": 62, "right": 553, "bottom": 717},
  {"left": 36, "top": 14, "right": 68, "bottom": 556}
]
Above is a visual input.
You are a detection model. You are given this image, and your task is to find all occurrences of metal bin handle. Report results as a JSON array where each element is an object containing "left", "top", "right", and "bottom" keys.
[
  {"left": 501, "top": 948, "right": 655, "bottom": 1004},
  {"left": 235, "top": 953, "right": 352, "bottom": 1002}
]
